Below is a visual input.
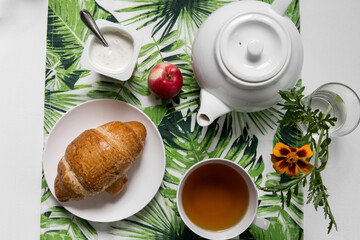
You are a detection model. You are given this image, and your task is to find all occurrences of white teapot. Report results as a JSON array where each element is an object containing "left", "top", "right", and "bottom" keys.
[{"left": 192, "top": 0, "right": 303, "bottom": 127}]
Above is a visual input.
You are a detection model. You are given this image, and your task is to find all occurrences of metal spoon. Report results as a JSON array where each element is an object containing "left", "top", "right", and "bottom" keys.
[{"left": 80, "top": 9, "right": 108, "bottom": 47}]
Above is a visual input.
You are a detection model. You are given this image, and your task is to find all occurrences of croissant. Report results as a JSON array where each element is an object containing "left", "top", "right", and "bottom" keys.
[{"left": 54, "top": 121, "right": 146, "bottom": 202}]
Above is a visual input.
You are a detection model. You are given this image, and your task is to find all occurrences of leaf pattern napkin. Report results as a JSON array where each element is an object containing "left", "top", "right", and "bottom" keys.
[{"left": 41, "top": 0, "right": 303, "bottom": 239}]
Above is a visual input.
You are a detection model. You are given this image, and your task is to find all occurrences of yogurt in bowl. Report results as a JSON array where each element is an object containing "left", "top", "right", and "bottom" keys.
[
  {"left": 81, "top": 19, "right": 143, "bottom": 81},
  {"left": 90, "top": 30, "right": 134, "bottom": 72}
]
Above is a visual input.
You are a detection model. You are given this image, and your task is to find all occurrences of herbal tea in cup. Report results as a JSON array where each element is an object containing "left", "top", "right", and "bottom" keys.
[{"left": 177, "top": 159, "right": 269, "bottom": 240}]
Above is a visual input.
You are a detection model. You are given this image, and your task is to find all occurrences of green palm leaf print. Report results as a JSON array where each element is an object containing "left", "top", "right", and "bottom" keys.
[
  {"left": 162, "top": 109, "right": 264, "bottom": 173},
  {"left": 41, "top": 207, "right": 98, "bottom": 240},
  {"left": 44, "top": 0, "right": 117, "bottom": 133},
  {"left": 112, "top": 195, "right": 197, "bottom": 239},
  {"left": 116, "top": 0, "right": 230, "bottom": 41},
  {"left": 42, "top": 0, "right": 304, "bottom": 239},
  {"left": 251, "top": 117, "right": 305, "bottom": 239}
]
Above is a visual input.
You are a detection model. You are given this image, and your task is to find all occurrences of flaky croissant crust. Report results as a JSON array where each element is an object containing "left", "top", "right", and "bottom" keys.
[{"left": 54, "top": 121, "right": 146, "bottom": 202}]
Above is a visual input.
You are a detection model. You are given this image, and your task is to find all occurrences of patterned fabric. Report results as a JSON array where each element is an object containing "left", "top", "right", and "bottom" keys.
[{"left": 40, "top": 0, "right": 303, "bottom": 239}]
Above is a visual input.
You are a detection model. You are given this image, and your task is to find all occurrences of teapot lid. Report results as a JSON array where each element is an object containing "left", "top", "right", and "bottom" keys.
[{"left": 219, "top": 13, "right": 290, "bottom": 83}]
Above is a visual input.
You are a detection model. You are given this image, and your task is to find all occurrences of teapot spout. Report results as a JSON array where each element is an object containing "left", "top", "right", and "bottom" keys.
[{"left": 197, "top": 89, "right": 232, "bottom": 127}]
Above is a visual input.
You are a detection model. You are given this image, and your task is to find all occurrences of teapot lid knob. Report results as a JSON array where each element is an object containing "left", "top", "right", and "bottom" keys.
[
  {"left": 218, "top": 13, "right": 291, "bottom": 84},
  {"left": 247, "top": 40, "right": 264, "bottom": 61}
]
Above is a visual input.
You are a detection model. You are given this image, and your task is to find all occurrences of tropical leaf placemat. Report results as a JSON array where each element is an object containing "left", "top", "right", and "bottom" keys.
[{"left": 40, "top": 0, "right": 303, "bottom": 239}]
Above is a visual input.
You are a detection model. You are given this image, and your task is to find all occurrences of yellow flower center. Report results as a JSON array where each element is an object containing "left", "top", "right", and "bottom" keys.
[{"left": 286, "top": 152, "right": 299, "bottom": 166}]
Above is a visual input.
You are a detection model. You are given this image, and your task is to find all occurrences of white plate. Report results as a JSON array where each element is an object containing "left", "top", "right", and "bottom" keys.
[{"left": 43, "top": 99, "right": 165, "bottom": 222}]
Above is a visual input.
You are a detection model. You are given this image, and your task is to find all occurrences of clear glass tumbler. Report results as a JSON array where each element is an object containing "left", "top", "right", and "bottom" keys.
[{"left": 303, "top": 82, "right": 360, "bottom": 137}]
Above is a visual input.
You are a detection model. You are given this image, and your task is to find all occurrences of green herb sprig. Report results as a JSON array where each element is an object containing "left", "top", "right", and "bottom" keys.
[{"left": 259, "top": 86, "right": 338, "bottom": 233}]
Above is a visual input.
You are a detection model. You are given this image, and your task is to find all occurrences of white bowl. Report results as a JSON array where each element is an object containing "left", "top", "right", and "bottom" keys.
[{"left": 81, "top": 19, "right": 143, "bottom": 81}]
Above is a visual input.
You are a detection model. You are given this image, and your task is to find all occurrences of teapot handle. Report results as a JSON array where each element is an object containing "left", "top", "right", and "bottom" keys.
[{"left": 271, "top": 0, "right": 293, "bottom": 16}]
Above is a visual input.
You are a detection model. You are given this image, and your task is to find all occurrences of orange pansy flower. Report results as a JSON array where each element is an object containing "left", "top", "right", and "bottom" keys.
[{"left": 271, "top": 142, "right": 314, "bottom": 178}]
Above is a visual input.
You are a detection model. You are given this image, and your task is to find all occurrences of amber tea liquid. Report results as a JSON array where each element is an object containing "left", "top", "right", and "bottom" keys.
[{"left": 181, "top": 163, "right": 249, "bottom": 231}]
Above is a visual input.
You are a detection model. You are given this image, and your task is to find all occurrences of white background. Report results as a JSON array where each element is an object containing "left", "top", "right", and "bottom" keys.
[{"left": 0, "top": 0, "right": 359, "bottom": 239}]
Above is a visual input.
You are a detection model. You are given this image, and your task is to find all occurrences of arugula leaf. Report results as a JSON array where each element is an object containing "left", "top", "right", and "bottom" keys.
[{"left": 259, "top": 85, "right": 338, "bottom": 233}]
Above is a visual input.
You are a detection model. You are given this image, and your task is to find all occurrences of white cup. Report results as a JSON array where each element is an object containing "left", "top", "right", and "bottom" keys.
[{"left": 177, "top": 158, "right": 269, "bottom": 240}]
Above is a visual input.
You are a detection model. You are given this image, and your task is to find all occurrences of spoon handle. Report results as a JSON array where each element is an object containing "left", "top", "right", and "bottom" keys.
[{"left": 80, "top": 9, "right": 108, "bottom": 47}]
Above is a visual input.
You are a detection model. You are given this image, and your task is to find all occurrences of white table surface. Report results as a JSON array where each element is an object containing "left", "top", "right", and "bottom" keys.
[{"left": 1, "top": 0, "right": 359, "bottom": 239}]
